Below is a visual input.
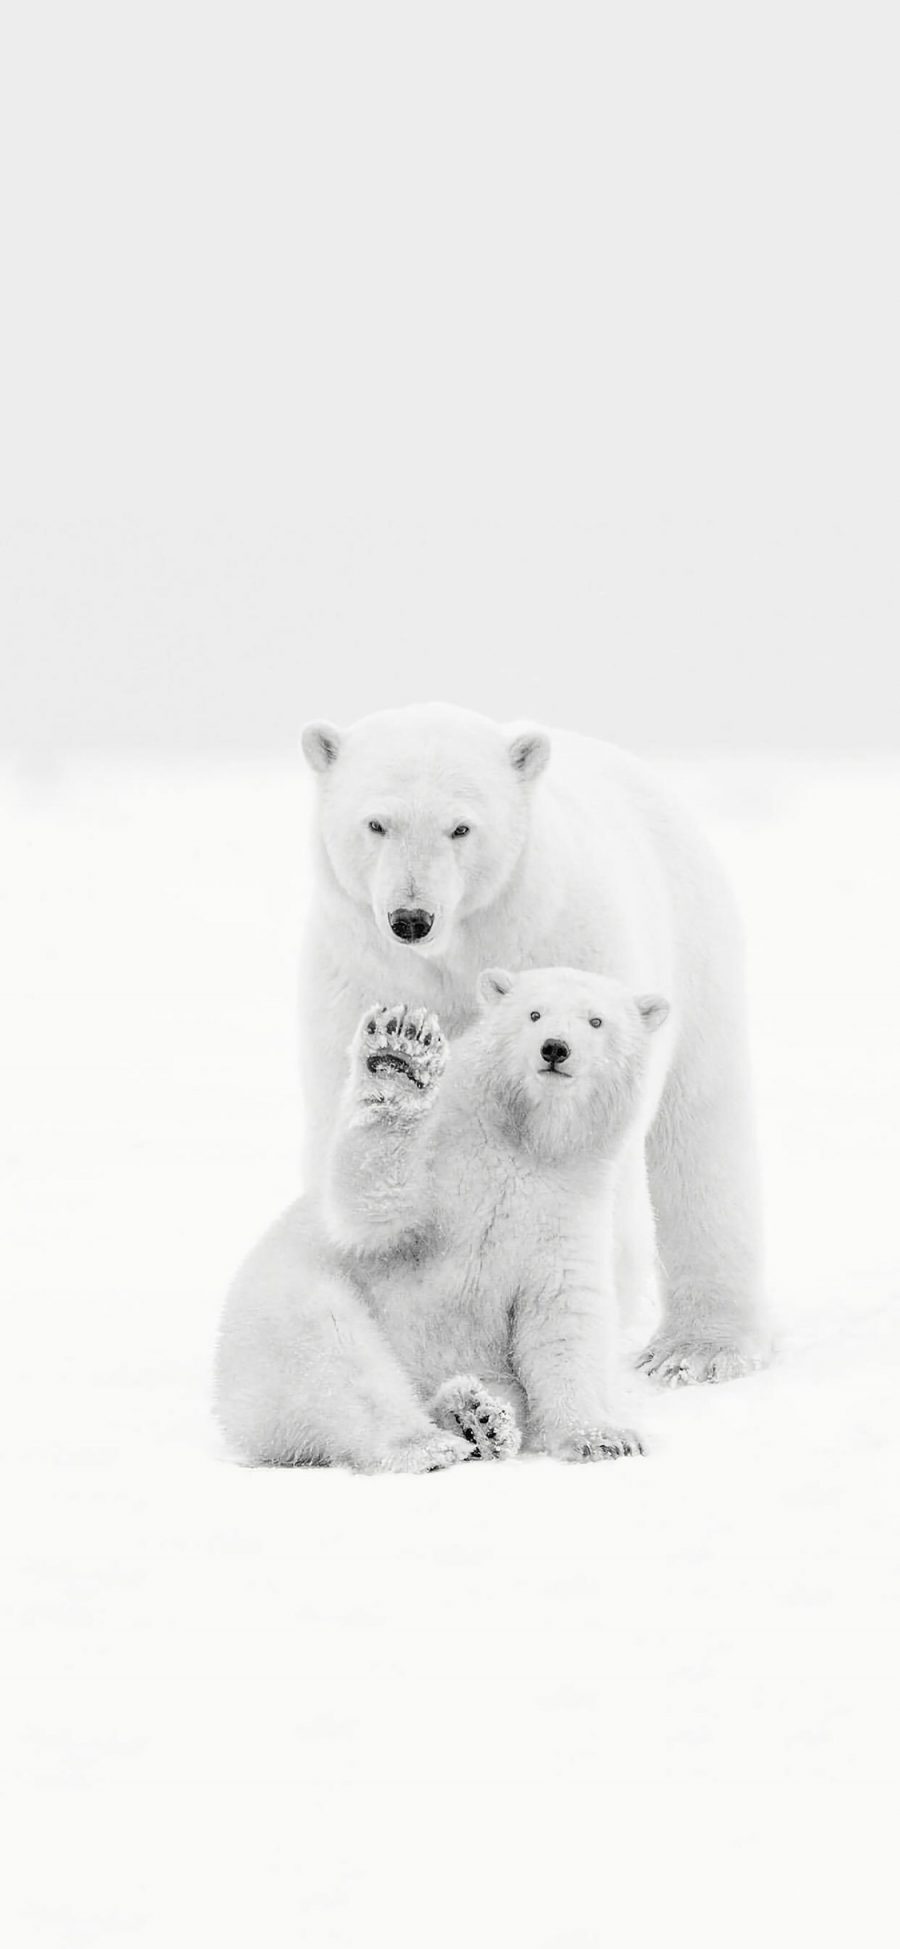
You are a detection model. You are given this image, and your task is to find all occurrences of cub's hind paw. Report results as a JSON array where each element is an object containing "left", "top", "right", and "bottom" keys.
[
  {"left": 357, "top": 1003, "right": 446, "bottom": 1096},
  {"left": 431, "top": 1376, "right": 522, "bottom": 1460}
]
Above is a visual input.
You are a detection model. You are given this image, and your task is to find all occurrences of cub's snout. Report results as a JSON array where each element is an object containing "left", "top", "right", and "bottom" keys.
[{"left": 540, "top": 1037, "right": 571, "bottom": 1070}]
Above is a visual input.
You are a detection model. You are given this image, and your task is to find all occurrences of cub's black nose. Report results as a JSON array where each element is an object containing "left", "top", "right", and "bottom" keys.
[
  {"left": 389, "top": 907, "right": 434, "bottom": 943},
  {"left": 541, "top": 1037, "right": 570, "bottom": 1067}
]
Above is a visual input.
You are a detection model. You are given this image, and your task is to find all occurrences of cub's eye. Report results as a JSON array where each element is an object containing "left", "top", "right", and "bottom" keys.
[
  {"left": 589, "top": 1016, "right": 603, "bottom": 1028},
  {"left": 530, "top": 1010, "right": 541, "bottom": 1022},
  {"left": 368, "top": 820, "right": 386, "bottom": 835},
  {"left": 450, "top": 824, "right": 470, "bottom": 839}
]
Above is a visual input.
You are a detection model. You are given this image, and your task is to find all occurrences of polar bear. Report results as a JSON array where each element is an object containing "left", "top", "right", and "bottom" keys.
[
  {"left": 215, "top": 966, "right": 668, "bottom": 1470},
  {"left": 296, "top": 702, "right": 768, "bottom": 1385}
]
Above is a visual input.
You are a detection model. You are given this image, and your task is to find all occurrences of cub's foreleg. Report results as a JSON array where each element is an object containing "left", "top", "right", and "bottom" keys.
[
  {"left": 513, "top": 1230, "right": 645, "bottom": 1462},
  {"left": 324, "top": 1004, "right": 447, "bottom": 1252}
]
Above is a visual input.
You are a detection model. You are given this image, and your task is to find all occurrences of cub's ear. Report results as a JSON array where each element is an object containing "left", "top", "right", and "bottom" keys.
[
  {"left": 478, "top": 967, "right": 515, "bottom": 1004},
  {"left": 507, "top": 724, "right": 551, "bottom": 782},
  {"left": 301, "top": 721, "right": 343, "bottom": 773},
  {"left": 636, "top": 993, "right": 670, "bottom": 1033}
]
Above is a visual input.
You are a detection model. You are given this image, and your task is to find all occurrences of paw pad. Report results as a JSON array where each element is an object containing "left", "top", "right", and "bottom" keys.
[
  {"left": 430, "top": 1376, "right": 522, "bottom": 1461},
  {"left": 358, "top": 1003, "right": 447, "bottom": 1091}
]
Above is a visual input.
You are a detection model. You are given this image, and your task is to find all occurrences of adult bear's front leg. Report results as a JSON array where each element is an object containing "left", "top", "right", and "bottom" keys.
[{"left": 642, "top": 1027, "right": 770, "bottom": 1386}]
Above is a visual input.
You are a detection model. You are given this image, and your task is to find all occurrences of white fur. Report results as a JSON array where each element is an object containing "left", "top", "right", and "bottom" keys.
[
  {"left": 216, "top": 702, "right": 770, "bottom": 1467},
  {"left": 298, "top": 705, "right": 768, "bottom": 1371},
  {"left": 215, "top": 971, "right": 660, "bottom": 1467}
]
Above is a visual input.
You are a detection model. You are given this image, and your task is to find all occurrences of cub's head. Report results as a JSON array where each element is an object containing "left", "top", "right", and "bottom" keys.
[
  {"left": 475, "top": 966, "right": 669, "bottom": 1158},
  {"left": 301, "top": 703, "right": 550, "bottom": 958}
]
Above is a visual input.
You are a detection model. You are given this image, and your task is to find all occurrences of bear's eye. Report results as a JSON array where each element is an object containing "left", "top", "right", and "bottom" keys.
[
  {"left": 449, "top": 824, "right": 470, "bottom": 839},
  {"left": 530, "top": 1010, "right": 541, "bottom": 1022},
  {"left": 368, "top": 819, "right": 386, "bottom": 835},
  {"left": 589, "top": 1016, "right": 603, "bottom": 1028}
]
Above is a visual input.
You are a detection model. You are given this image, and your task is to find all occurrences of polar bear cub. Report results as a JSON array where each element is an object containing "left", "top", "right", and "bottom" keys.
[{"left": 215, "top": 965, "right": 669, "bottom": 1470}]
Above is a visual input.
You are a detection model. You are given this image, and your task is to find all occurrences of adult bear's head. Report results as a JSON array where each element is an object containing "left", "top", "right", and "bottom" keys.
[{"left": 301, "top": 703, "right": 551, "bottom": 957}]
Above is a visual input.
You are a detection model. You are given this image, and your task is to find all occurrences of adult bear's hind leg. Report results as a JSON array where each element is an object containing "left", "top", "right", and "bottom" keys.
[{"left": 642, "top": 1030, "right": 770, "bottom": 1386}]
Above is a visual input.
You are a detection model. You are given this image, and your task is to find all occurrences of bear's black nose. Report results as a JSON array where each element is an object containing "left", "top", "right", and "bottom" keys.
[
  {"left": 389, "top": 908, "right": 434, "bottom": 943},
  {"left": 540, "top": 1037, "right": 570, "bottom": 1067}
]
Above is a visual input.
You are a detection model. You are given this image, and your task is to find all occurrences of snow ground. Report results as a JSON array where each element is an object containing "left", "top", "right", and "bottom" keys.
[{"left": 3, "top": 754, "right": 899, "bottom": 1947}]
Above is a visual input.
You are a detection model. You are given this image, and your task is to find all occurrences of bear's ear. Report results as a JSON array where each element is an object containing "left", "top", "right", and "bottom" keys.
[
  {"left": 478, "top": 967, "right": 515, "bottom": 1004},
  {"left": 507, "top": 725, "right": 551, "bottom": 782},
  {"left": 301, "top": 721, "right": 343, "bottom": 773},
  {"left": 636, "top": 993, "right": 670, "bottom": 1034}
]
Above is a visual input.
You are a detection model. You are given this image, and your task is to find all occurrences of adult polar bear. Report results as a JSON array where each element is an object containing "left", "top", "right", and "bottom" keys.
[{"left": 299, "top": 702, "right": 767, "bottom": 1385}]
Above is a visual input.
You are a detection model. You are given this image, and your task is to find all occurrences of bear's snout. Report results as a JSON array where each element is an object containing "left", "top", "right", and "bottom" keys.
[
  {"left": 540, "top": 1037, "right": 571, "bottom": 1069},
  {"left": 389, "top": 907, "right": 434, "bottom": 943}
]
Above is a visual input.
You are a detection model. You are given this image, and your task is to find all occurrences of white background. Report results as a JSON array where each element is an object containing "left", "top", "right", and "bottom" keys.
[{"left": 3, "top": 6, "right": 899, "bottom": 1947}]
